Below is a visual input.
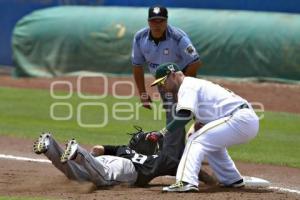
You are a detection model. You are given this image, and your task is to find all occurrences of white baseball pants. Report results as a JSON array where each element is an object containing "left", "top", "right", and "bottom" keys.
[{"left": 176, "top": 108, "right": 259, "bottom": 186}]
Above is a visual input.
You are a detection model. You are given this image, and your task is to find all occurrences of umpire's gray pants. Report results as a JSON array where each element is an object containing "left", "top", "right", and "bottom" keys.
[
  {"left": 159, "top": 87, "right": 186, "bottom": 161},
  {"left": 45, "top": 137, "right": 137, "bottom": 187}
]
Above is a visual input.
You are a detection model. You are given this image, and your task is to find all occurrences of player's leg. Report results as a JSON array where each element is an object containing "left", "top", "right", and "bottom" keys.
[
  {"left": 170, "top": 117, "right": 232, "bottom": 187},
  {"left": 33, "top": 133, "right": 91, "bottom": 182},
  {"left": 161, "top": 136, "right": 201, "bottom": 192},
  {"left": 205, "top": 108, "right": 259, "bottom": 186},
  {"left": 159, "top": 89, "right": 185, "bottom": 160},
  {"left": 163, "top": 112, "right": 258, "bottom": 192},
  {"left": 177, "top": 137, "right": 204, "bottom": 186},
  {"left": 78, "top": 146, "right": 138, "bottom": 187},
  {"left": 179, "top": 119, "right": 250, "bottom": 185},
  {"left": 61, "top": 139, "right": 137, "bottom": 187},
  {"left": 206, "top": 148, "right": 243, "bottom": 186}
]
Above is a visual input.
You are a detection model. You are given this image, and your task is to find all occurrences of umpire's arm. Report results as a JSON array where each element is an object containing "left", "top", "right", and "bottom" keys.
[
  {"left": 133, "top": 65, "right": 147, "bottom": 96},
  {"left": 183, "top": 60, "right": 202, "bottom": 77}
]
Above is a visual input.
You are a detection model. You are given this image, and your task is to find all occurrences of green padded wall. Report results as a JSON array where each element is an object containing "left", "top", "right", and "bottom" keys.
[{"left": 12, "top": 6, "right": 300, "bottom": 80}]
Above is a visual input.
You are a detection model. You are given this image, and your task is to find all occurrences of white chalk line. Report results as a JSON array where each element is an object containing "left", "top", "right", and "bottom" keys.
[
  {"left": 0, "top": 154, "right": 51, "bottom": 163},
  {"left": 0, "top": 154, "right": 300, "bottom": 195},
  {"left": 269, "top": 186, "right": 300, "bottom": 195}
]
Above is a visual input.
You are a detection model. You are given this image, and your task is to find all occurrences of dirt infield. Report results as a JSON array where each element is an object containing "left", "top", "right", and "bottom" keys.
[
  {"left": 0, "top": 75, "right": 300, "bottom": 199},
  {"left": 1, "top": 135, "right": 300, "bottom": 200},
  {"left": 0, "top": 136, "right": 300, "bottom": 200}
]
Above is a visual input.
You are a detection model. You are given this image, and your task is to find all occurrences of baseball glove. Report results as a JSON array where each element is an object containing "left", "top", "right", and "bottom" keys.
[{"left": 127, "top": 125, "right": 159, "bottom": 155}]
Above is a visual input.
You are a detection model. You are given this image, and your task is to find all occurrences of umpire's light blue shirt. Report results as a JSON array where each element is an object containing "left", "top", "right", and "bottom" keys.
[{"left": 131, "top": 25, "right": 200, "bottom": 75}]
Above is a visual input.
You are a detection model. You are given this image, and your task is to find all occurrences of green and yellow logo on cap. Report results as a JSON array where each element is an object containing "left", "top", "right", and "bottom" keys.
[{"left": 151, "top": 62, "right": 180, "bottom": 86}]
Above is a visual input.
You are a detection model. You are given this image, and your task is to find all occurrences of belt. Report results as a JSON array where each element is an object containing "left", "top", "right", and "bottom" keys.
[{"left": 230, "top": 103, "right": 249, "bottom": 115}]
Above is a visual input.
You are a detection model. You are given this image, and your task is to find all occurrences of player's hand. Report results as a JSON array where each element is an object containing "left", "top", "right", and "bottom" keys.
[
  {"left": 90, "top": 145, "right": 104, "bottom": 157},
  {"left": 146, "top": 131, "right": 163, "bottom": 143},
  {"left": 140, "top": 93, "right": 152, "bottom": 110}
]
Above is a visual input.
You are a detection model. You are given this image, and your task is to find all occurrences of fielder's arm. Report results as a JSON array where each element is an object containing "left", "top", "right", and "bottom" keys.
[
  {"left": 147, "top": 109, "right": 193, "bottom": 141},
  {"left": 164, "top": 109, "right": 193, "bottom": 133}
]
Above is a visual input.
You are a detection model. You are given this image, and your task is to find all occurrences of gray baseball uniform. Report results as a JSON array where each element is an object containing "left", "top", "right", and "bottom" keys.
[{"left": 44, "top": 136, "right": 137, "bottom": 187}]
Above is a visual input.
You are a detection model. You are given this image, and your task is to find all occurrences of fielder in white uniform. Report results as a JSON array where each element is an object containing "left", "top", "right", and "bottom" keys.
[{"left": 148, "top": 62, "right": 259, "bottom": 192}]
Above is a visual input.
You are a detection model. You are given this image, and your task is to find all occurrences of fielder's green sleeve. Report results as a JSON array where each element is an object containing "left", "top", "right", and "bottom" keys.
[{"left": 161, "top": 109, "right": 193, "bottom": 135}]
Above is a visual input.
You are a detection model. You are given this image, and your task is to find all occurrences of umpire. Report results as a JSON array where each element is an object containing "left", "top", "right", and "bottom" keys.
[{"left": 131, "top": 5, "right": 202, "bottom": 160}]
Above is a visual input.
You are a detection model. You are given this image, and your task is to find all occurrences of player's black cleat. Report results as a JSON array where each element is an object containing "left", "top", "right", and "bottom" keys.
[
  {"left": 220, "top": 178, "right": 245, "bottom": 188},
  {"left": 61, "top": 139, "right": 78, "bottom": 163},
  {"left": 162, "top": 181, "right": 199, "bottom": 192},
  {"left": 33, "top": 133, "right": 51, "bottom": 154}
]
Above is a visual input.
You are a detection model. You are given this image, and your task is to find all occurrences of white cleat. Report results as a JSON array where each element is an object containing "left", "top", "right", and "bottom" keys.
[
  {"left": 33, "top": 133, "right": 51, "bottom": 154},
  {"left": 162, "top": 181, "right": 199, "bottom": 192},
  {"left": 61, "top": 139, "right": 78, "bottom": 163}
]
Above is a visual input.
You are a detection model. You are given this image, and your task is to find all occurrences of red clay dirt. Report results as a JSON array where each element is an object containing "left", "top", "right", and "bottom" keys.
[
  {"left": 0, "top": 74, "right": 300, "bottom": 199},
  {"left": 1, "top": 135, "right": 300, "bottom": 200}
]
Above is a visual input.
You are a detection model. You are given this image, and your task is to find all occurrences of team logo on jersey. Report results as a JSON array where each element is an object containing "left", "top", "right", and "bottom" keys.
[
  {"left": 153, "top": 7, "right": 160, "bottom": 14},
  {"left": 163, "top": 48, "right": 169, "bottom": 55},
  {"left": 185, "top": 44, "right": 197, "bottom": 56}
]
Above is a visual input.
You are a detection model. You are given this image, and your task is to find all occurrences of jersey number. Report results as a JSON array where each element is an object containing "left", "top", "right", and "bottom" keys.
[{"left": 131, "top": 153, "right": 147, "bottom": 164}]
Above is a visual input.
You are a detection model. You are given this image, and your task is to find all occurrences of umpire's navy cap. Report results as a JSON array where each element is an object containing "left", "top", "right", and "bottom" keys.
[{"left": 148, "top": 6, "right": 168, "bottom": 20}]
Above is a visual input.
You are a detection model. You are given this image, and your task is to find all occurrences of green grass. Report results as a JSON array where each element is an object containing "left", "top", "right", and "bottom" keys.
[
  {"left": 229, "top": 112, "right": 300, "bottom": 168},
  {"left": 0, "top": 86, "right": 300, "bottom": 168},
  {"left": 0, "top": 87, "right": 165, "bottom": 145}
]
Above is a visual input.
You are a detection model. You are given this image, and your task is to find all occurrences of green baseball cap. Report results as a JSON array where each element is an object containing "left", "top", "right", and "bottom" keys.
[{"left": 151, "top": 62, "right": 180, "bottom": 86}]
